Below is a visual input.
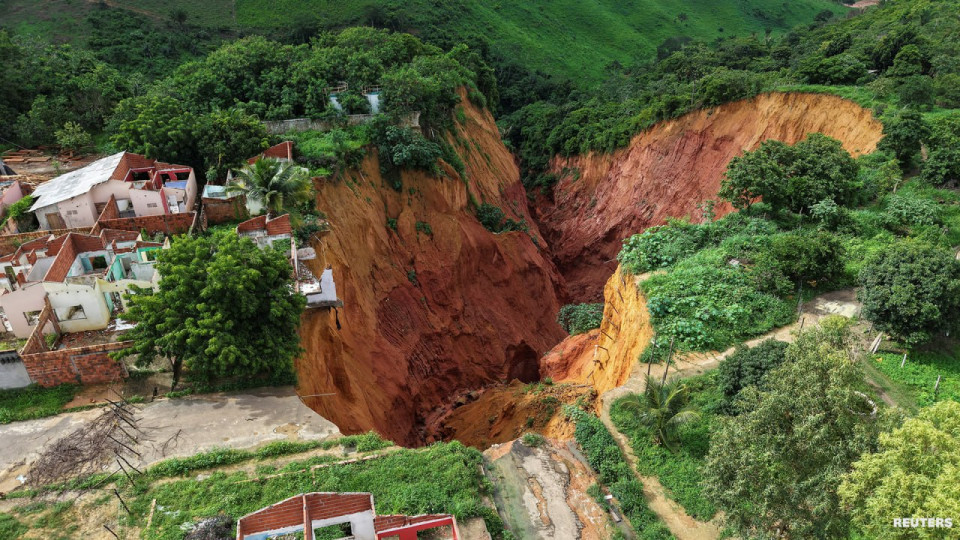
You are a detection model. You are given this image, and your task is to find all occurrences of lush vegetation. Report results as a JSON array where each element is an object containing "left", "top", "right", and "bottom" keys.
[
  {"left": 715, "top": 339, "right": 788, "bottom": 411},
  {"left": 858, "top": 240, "right": 960, "bottom": 346},
  {"left": 117, "top": 232, "right": 306, "bottom": 389},
  {"left": 611, "top": 374, "right": 722, "bottom": 521},
  {"left": 556, "top": 303, "right": 604, "bottom": 336},
  {"left": 503, "top": 0, "right": 960, "bottom": 188},
  {"left": 873, "top": 344, "right": 960, "bottom": 406},
  {"left": 567, "top": 407, "right": 673, "bottom": 539},
  {"left": 0, "top": 384, "right": 78, "bottom": 424},
  {"left": 839, "top": 401, "right": 960, "bottom": 538},
  {"left": 703, "top": 324, "right": 898, "bottom": 538},
  {"left": 146, "top": 432, "right": 392, "bottom": 478},
  {"left": 617, "top": 126, "right": 960, "bottom": 352},
  {"left": 0, "top": 513, "right": 27, "bottom": 538}
]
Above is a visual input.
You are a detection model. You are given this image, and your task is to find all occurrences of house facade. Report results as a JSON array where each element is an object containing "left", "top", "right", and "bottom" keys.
[
  {"left": 30, "top": 152, "right": 197, "bottom": 230},
  {"left": 0, "top": 230, "right": 165, "bottom": 338}
]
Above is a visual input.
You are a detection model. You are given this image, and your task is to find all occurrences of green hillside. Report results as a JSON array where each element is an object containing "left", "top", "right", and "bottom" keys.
[
  {"left": 231, "top": 0, "right": 849, "bottom": 84},
  {"left": 1, "top": 0, "right": 848, "bottom": 85}
]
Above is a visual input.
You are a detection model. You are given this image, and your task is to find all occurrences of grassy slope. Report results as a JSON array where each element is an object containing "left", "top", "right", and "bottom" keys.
[
  {"left": 234, "top": 0, "right": 847, "bottom": 83},
  {"left": 2, "top": 0, "right": 847, "bottom": 84}
]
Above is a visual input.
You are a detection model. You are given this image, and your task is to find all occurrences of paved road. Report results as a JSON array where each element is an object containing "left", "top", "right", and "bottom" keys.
[{"left": 0, "top": 386, "right": 340, "bottom": 492}]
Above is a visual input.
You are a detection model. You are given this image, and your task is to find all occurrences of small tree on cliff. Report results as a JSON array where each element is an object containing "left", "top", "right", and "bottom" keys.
[{"left": 116, "top": 232, "right": 306, "bottom": 389}]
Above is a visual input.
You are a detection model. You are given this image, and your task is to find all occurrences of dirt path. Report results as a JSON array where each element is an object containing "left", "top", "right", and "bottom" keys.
[{"left": 597, "top": 289, "right": 861, "bottom": 540}]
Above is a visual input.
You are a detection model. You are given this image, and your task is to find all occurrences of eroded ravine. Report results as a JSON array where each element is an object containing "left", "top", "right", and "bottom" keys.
[
  {"left": 295, "top": 92, "right": 884, "bottom": 447},
  {"left": 538, "top": 92, "right": 884, "bottom": 301}
]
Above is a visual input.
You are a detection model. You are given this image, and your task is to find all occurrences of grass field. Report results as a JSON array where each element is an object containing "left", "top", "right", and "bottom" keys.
[
  {"left": 0, "top": 384, "right": 78, "bottom": 424},
  {"left": 872, "top": 340, "right": 960, "bottom": 408},
  {"left": 2, "top": 0, "right": 849, "bottom": 85}
]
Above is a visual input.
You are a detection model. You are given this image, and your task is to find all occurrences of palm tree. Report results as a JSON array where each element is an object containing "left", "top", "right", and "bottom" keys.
[
  {"left": 619, "top": 375, "right": 701, "bottom": 452},
  {"left": 226, "top": 158, "right": 313, "bottom": 216}
]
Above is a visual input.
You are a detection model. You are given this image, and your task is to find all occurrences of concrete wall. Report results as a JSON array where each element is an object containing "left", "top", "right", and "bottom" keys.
[
  {"left": 130, "top": 188, "right": 166, "bottom": 217},
  {"left": 0, "top": 358, "right": 31, "bottom": 389},
  {"left": 55, "top": 192, "right": 99, "bottom": 229},
  {"left": 91, "top": 180, "right": 134, "bottom": 206},
  {"left": 203, "top": 195, "right": 249, "bottom": 225},
  {"left": 95, "top": 212, "right": 195, "bottom": 236},
  {"left": 0, "top": 181, "right": 24, "bottom": 211},
  {"left": 0, "top": 228, "right": 89, "bottom": 256},
  {"left": 43, "top": 281, "right": 111, "bottom": 334},
  {"left": 0, "top": 283, "right": 47, "bottom": 338}
]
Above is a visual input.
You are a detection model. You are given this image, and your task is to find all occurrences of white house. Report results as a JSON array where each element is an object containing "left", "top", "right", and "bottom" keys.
[{"left": 29, "top": 152, "right": 197, "bottom": 230}]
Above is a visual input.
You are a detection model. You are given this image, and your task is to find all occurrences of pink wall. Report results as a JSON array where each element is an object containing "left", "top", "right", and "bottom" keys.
[
  {"left": 0, "top": 283, "right": 47, "bottom": 338},
  {"left": 56, "top": 192, "right": 99, "bottom": 229},
  {"left": 130, "top": 189, "right": 165, "bottom": 217},
  {"left": 1, "top": 181, "right": 24, "bottom": 210}
]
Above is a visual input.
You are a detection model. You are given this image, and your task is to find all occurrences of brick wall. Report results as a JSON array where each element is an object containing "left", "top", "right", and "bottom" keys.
[
  {"left": 305, "top": 493, "right": 373, "bottom": 520},
  {"left": 265, "top": 214, "right": 292, "bottom": 236},
  {"left": 202, "top": 196, "right": 248, "bottom": 225},
  {"left": 238, "top": 493, "right": 374, "bottom": 537},
  {"left": 20, "top": 340, "right": 131, "bottom": 387},
  {"left": 96, "top": 212, "right": 195, "bottom": 236},
  {"left": 0, "top": 228, "right": 90, "bottom": 256}
]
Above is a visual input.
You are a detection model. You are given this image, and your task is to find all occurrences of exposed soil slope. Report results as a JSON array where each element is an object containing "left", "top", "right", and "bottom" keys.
[
  {"left": 296, "top": 93, "right": 566, "bottom": 446},
  {"left": 429, "top": 381, "right": 589, "bottom": 448},
  {"left": 539, "top": 92, "right": 884, "bottom": 300}
]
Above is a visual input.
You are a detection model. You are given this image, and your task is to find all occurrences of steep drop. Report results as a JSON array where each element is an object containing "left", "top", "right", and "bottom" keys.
[
  {"left": 296, "top": 94, "right": 566, "bottom": 446},
  {"left": 538, "top": 92, "right": 884, "bottom": 301}
]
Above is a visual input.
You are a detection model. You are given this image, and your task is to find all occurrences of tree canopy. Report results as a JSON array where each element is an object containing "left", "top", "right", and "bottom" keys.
[
  {"left": 718, "top": 133, "right": 860, "bottom": 214},
  {"left": 118, "top": 233, "right": 306, "bottom": 388},
  {"left": 703, "top": 323, "right": 896, "bottom": 538},
  {"left": 858, "top": 241, "right": 960, "bottom": 346},
  {"left": 839, "top": 401, "right": 960, "bottom": 539}
]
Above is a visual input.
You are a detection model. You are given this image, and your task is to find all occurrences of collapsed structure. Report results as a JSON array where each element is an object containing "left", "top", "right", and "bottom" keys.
[
  {"left": 28, "top": 151, "right": 196, "bottom": 230},
  {"left": 0, "top": 230, "right": 165, "bottom": 338},
  {"left": 236, "top": 213, "right": 341, "bottom": 309},
  {"left": 235, "top": 492, "right": 459, "bottom": 540}
]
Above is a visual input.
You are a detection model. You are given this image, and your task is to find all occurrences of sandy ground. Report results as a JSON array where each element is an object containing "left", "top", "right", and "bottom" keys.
[
  {"left": 597, "top": 289, "right": 862, "bottom": 540},
  {"left": 0, "top": 386, "right": 340, "bottom": 493}
]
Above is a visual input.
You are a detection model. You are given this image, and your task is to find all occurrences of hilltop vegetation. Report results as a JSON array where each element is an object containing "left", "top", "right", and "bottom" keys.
[
  {"left": 1, "top": 0, "right": 846, "bottom": 87},
  {"left": 505, "top": 0, "right": 960, "bottom": 188}
]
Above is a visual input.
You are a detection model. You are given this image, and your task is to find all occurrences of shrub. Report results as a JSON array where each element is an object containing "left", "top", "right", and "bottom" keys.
[
  {"left": 920, "top": 147, "right": 960, "bottom": 186},
  {"left": 476, "top": 203, "right": 527, "bottom": 233},
  {"left": 567, "top": 408, "right": 672, "bottom": 539},
  {"left": 557, "top": 303, "right": 604, "bottom": 335},
  {"left": 750, "top": 230, "right": 846, "bottom": 293},
  {"left": 716, "top": 339, "right": 789, "bottom": 407},
  {"left": 148, "top": 448, "right": 254, "bottom": 477},
  {"left": 642, "top": 250, "right": 794, "bottom": 351},
  {"left": 884, "top": 194, "right": 943, "bottom": 228},
  {"left": 254, "top": 440, "right": 322, "bottom": 459},
  {"left": 374, "top": 125, "right": 442, "bottom": 172},
  {"left": 521, "top": 432, "right": 546, "bottom": 447},
  {"left": 54, "top": 121, "right": 92, "bottom": 152},
  {"left": 859, "top": 240, "right": 960, "bottom": 345}
]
